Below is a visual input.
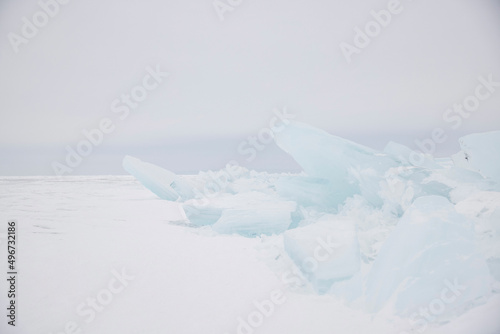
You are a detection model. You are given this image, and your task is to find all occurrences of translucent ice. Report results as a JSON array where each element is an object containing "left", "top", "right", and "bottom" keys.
[
  {"left": 182, "top": 204, "right": 223, "bottom": 226},
  {"left": 123, "top": 155, "right": 194, "bottom": 201},
  {"left": 452, "top": 131, "right": 500, "bottom": 183},
  {"left": 364, "top": 196, "right": 491, "bottom": 317},
  {"left": 283, "top": 215, "right": 360, "bottom": 294},
  {"left": 455, "top": 191, "right": 500, "bottom": 260},
  {"left": 119, "top": 120, "right": 500, "bottom": 328},
  {"left": 275, "top": 176, "right": 340, "bottom": 212},
  {"left": 383, "top": 141, "right": 441, "bottom": 169},
  {"left": 274, "top": 121, "right": 399, "bottom": 207},
  {"left": 212, "top": 200, "right": 297, "bottom": 237}
]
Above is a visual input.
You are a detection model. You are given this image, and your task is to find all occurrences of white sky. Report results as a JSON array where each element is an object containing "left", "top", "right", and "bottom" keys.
[{"left": 0, "top": 0, "right": 499, "bottom": 175}]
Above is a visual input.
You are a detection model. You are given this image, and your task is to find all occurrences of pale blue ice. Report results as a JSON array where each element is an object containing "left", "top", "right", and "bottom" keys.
[
  {"left": 364, "top": 196, "right": 491, "bottom": 316},
  {"left": 452, "top": 130, "right": 500, "bottom": 183},
  {"left": 122, "top": 122, "right": 498, "bottom": 321}
]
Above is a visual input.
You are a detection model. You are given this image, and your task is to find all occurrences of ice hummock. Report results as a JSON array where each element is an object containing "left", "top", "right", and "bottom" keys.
[{"left": 122, "top": 121, "right": 499, "bottom": 328}]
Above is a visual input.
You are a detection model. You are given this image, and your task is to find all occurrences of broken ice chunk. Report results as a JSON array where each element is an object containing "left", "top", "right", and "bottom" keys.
[
  {"left": 283, "top": 215, "right": 360, "bottom": 294},
  {"left": 364, "top": 196, "right": 491, "bottom": 318},
  {"left": 182, "top": 204, "right": 223, "bottom": 226},
  {"left": 275, "top": 176, "right": 342, "bottom": 211},
  {"left": 452, "top": 130, "right": 500, "bottom": 183},
  {"left": 274, "top": 121, "right": 398, "bottom": 206},
  {"left": 181, "top": 191, "right": 299, "bottom": 233},
  {"left": 406, "top": 169, "right": 452, "bottom": 199},
  {"left": 212, "top": 201, "right": 297, "bottom": 237},
  {"left": 122, "top": 155, "right": 194, "bottom": 201},
  {"left": 455, "top": 191, "right": 500, "bottom": 260},
  {"left": 383, "top": 141, "right": 441, "bottom": 169}
]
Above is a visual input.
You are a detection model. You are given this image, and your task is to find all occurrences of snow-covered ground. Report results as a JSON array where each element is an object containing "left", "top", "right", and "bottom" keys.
[{"left": 1, "top": 175, "right": 499, "bottom": 334}]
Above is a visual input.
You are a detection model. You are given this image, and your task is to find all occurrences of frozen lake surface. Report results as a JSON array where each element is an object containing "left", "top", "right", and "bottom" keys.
[{"left": 1, "top": 175, "right": 499, "bottom": 334}]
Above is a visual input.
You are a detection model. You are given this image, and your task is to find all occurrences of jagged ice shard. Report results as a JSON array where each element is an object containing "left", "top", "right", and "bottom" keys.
[
  {"left": 123, "top": 155, "right": 195, "bottom": 201},
  {"left": 274, "top": 121, "right": 399, "bottom": 207}
]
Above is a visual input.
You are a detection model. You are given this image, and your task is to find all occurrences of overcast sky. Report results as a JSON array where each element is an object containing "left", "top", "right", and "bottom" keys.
[{"left": 0, "top": 0, "right": 499, "bottom": 175}]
